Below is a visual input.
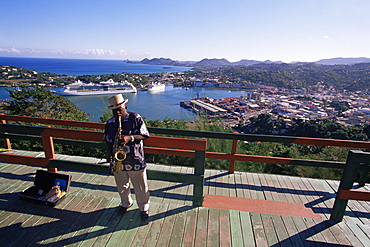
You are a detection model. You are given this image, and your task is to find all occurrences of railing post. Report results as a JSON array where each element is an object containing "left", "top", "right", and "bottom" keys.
[
  {"left": 330, "top": 150, "right": 361, "bottom": 222},
  {"left": 41, "top": 127, "right": 57, "bottom": 173},
  {"left": 1, "top": 119, "right": 11, "bottom": 150},
  {"left": 358, "top": 149, "right": 370, "bottom": 187},
  {"left": 228, "top": 138, "right": 238, "bottom": 174},
  {"left": 193, "top": 149, "right": 206, "bottom": 206}
]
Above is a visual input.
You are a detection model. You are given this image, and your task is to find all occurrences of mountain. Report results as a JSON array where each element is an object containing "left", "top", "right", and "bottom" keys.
[
  {"left": 315, "top": 57, "right": 370, "bottom": 65},
  {"left": 136, "top": 58, "right": 184, "bottom": 66},
  {"left": 131, "top": 57, "right": 370, "bottom": 68},
  {"left": 195, "top": 58, "right": 231, "bottom": 67},
  {"left": 134, "top": 57, "right": 283, "bottom": 68}
]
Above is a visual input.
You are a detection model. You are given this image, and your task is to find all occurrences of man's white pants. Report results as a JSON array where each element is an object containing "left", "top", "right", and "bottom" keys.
[{"left": 113, "top": 168, "right": 150, "bottom": 212}]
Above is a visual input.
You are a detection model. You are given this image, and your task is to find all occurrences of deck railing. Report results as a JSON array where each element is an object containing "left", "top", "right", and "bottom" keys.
[
  {"left": 0, "top": 114, "right": 369, "bottom": 219},
  {"left": 0, "top": 114, "right": 206, "bottom": 206},
  {"left": 330, "top": 150, "right": 370, "bottom": 221}
]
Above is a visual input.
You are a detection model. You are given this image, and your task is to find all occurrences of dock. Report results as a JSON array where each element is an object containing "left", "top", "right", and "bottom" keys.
[{"left": 1, "top": 160, "right": 369, "bottom": 246}]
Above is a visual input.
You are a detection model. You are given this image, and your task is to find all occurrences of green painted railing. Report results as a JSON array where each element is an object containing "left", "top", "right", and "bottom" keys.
[
  {"left": 330, "top": 150, "right": 370, "bottom": 221},
  {"left": 0, "top": 117, "right": 207, "bottom": 207},
  {"left": 1, "top": 114, "right": 369, "bottom": 214}
]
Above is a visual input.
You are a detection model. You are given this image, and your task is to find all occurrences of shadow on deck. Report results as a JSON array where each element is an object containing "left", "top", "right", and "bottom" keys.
[{"left": 0, "top": 162, "right": 369, "bottom": 246}]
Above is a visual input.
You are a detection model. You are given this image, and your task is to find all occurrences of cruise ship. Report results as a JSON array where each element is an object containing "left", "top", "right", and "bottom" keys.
[
  {"left": 56, "top": 79, "right": 137, "bottom": 96},
  {"left": 147, "top": 82, "right": 165, "bottom": 92}
]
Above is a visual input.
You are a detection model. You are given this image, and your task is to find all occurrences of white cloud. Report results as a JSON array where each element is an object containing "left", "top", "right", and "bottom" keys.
[
  {"left": 0, "top": 47, "right": 20, "bottom": 53},
  {"left": 0, "top": 47, "right": 127, "bottom": 59}
]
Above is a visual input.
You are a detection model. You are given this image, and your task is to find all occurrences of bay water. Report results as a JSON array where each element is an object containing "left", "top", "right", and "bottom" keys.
[
  {"left": 1, "top": 85, "right": 246, "bottom": 122},
  {"left": 0, "top": 57, "right": 247, "bottom": 122}
]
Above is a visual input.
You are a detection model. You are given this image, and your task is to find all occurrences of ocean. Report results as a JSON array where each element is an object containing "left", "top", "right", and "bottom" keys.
[
  {"left": 0, "top": 57, "right": 191, "bottom": 75},
  {"left": 0, "top": 57, "right": 247, "bottom": 122}
]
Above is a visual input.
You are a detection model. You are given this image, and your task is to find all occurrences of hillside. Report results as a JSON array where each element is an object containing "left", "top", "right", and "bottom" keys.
[{"left": 132, "top": 57, "right": 370, "bottom": 68}]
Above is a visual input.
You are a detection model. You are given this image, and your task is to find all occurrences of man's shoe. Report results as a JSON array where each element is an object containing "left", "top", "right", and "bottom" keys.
[
  {"left": 141, "top": 211, "right": 149, "bottom": 221},
  {"left": 118, "top": 203, "right": 133, "bottom": 215}
]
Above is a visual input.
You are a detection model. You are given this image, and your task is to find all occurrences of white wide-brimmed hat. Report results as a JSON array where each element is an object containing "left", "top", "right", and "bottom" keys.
[{"left": 107, "top": 94, "right": 129, "bottom": 109}]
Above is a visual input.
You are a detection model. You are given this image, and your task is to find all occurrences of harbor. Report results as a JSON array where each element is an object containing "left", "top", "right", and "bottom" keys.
[
  {"left": 0, "top": 85, "right": 248, "bottom": 122},
  {"left": 180, "top": 91, "right": 270, "bottom": 126}
]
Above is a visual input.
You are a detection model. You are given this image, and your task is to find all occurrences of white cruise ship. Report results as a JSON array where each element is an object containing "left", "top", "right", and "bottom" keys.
[
  {"left": 147, "top": 82, "right": 165, "bottom": 92},
  {"left": 56, "top": 79, "right": 137, "bottom": 96}
]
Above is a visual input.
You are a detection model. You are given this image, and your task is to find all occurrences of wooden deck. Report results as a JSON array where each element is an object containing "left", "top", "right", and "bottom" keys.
[{"left": 0, "top": 158, "right": 369, "bottom": 246}]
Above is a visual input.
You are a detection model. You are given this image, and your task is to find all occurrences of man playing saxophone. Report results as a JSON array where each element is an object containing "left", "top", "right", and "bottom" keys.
[{"left": 104, "top": 94, "right": 150, "bottom": 221}]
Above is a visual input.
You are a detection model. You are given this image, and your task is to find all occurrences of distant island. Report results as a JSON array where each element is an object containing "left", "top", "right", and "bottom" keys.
[{"left": 127, "top": 57, "right": 370, "bottom": 68}]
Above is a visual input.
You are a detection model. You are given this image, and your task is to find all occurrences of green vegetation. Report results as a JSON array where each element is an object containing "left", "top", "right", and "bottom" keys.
[
  {"left": 2, "top": 85, "right": 88, "bottom": 120},
  {"left": 3, "top": 62, "right": 370, "bottom": 92},
  {"left": 1, "top": 86, "right": 368, "bottom": 182},
  {"left": 242, "top": 113, "right": 369, "bottom": 141},
  {"left": 179, "top": 62, "right": 370, "bottom": 92},
  {"left": 0, "top": 65, "right": 150, "bottom": 87}
]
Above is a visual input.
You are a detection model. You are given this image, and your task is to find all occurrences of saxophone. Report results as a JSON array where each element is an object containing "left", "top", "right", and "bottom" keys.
[{"left": 111, "top": 116, "right": 126, "bottom": 173}]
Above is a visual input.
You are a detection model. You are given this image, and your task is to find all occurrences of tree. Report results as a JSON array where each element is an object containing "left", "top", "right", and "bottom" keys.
[{"left": 2, "top": 86, "right": 89, "bottom": 121}]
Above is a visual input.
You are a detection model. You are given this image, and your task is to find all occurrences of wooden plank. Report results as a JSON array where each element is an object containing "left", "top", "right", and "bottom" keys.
[
  {"left": 146, "top": 163, "right": 165, "bottom": 202},
  {"left": 240, "top": 171, "right": 252, "bottom": 199},
  {"left": 230, "top": 210, "right": 244, "bottom": 247},
  {"left": 76, "top": 198, "right": 122, "bottom": 246},
  {"left": 217, "top": 170, "right": 229, "bottom": 197},
  {"left": 280, "top": 215, "right": 305, "bottom": 246},
  {"left": 182, "top": 206, "right": 198, "bottom": 247},
  {"left": 0, "top": 199, "right": 53, "bottom": 245},
  {"left": 167, "top": 166, "right": 185, "bottom": 205},
  {"left": 269, "top": 214, "right": 292, "bottom": 246},
  {"left": 314, "top": 179, "right": 369, "bottom": 246},
  {"left": 297, "top": 178, "right": 337, "bottom": 244},
  {"left": 233, "top": 172, "right": 245, "bottom": 198},
  {"left": 168, "top": 205, "right": 187, "bottom": 247},
  {"left": 259, "top": 174, "right": 273, "bottom": 201},
  {"left": 346, "top": 196, "right": 370, "bottom": 225},
  {"left": 160, "top": 165, "right": 177, "bottom": 205},
  {"left": 104, "top": 206, "right": 141, "bottom": 246},
  {"left": 185, "top": 167, "right": 195, "bottom": 204},
  {"left": 345, "top": 221, "right": 370, "bottom": 247},
  {"left": 2, "top": 162, "right": 370, "bottom": 247},
  {"left": 153, "top": 204, "right": 178, "bottom": 247},
  {"left": 54, "top": 195, "right": 104, "bottom": 246},
  {"left": 39, "top": 193, "right": 98, "bottom": 245},
  {"left": 294, "top": 177, "right": 331, "bottom": 245},
  {"left": 228, "top": 173, "right": 237, "bottom": 197},
  {"left": 193, "top": 207, "right": 208, "bottom": 246},
  {"left": 24, "top": 193, "right": 88, "bottom": 245},
  {"left": 129, "top": 202, "right": 161, "bottom": 247},
  {"left": 112, "top": 208, "right": 142, "bottom": 247},
  {"left": 9, "top": 169, "right": 92, "bottom": 246},
  {"left": 141, "top": 202, "right": 170, "bottom": 247},
  {"left": 179, "top": 166, "right": 192, "bottom": 206},
  {"left": 249, "top": 212, "right": 268, "bottom": 247},
  {"left": 261, "top": 214, "right": 279, "bottom": 246},
  {"left": 251, "top": 173, "right": 265, "bottom": 200},
  {"left": 239, "top": 211, "right": 256, "bottom": 247},
  {"left": 206, "top": 208, "right": 219, "bottom": 247},
  {"left": 205, "top": 169, "right": 217, "bottom": 196},
  {"left": 50, "top": 194, "right": 97, "bottom": 246},
  {"left": 305, "top": 178, "right": 357, "bottom": 245},
  {"left": 290, "top": 217, "right": 316, "bottom": 247},
  {"left": 91, "top": 198, "right": 126, "bottom": 247}
]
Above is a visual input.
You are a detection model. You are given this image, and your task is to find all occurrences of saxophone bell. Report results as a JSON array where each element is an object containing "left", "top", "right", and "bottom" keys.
[{"left": 115, "top": 150, "right": 126, "bottom": 161}]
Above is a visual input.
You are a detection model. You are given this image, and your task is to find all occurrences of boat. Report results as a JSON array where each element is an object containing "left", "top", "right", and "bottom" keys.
[
  {"left": 147, "top": 82, "right": 165, "bottom": 92},
  {"left": 56, "top": 79, "right": 137, "bottom": 96}
]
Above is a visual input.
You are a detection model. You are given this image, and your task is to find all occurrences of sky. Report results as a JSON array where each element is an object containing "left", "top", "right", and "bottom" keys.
[{"left": 1, "top": 0, "right": 369, "bottom": 63}]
